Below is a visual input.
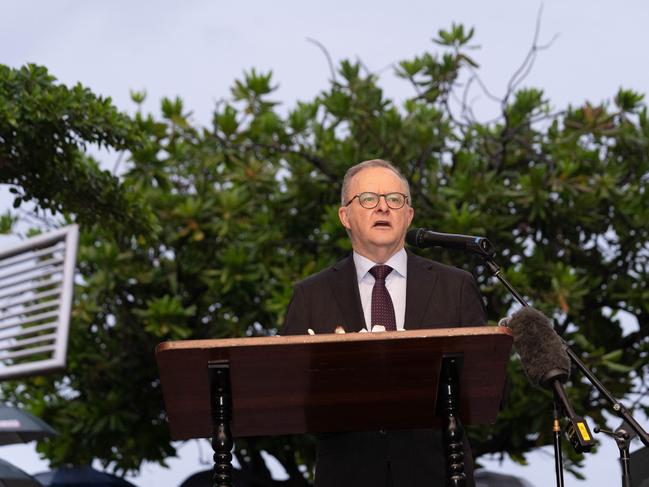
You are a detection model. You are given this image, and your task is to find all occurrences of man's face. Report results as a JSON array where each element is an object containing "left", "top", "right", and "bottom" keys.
[{"left": 338, "top": 166, "right": 415, "bottom": 262}]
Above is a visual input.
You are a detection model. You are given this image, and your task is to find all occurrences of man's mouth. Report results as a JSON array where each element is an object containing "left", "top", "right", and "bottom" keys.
[{"left": 373, "top": 220, "right": 392, "bottom": 228}]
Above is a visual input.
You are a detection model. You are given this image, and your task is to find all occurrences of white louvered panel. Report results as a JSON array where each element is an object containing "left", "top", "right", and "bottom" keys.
[
  {"left": 0, "top": 321, "right": 58, "bottom": 342},
  {"left": 0, "top": 263, "right": 64, "bottom": 294},
  {"left": 0, "top": 309, "right": 60, "bottom": 331},
  {"left": 0, "top": 332, "right": 58, "bottom": 353},
  {"left": 1, "top": 344, "right": 57, "bottom": 361},
  {"left": 0, "top": 287, "right": 62, "bottom": 310},
  {"left": 0, "top": 225, "right": 78, "bottom": 380},
  {"left": 0, "top": 277, "right": 62, "bottom": 302},
  {"left": 0, "top": 256, "right": 64, "bottom": 284},
  {"left": 0, "top": 245, "right": 61, "bottom": 271},
  {"left": 1, "top": 299, "right": 60, "bottom": 322}
]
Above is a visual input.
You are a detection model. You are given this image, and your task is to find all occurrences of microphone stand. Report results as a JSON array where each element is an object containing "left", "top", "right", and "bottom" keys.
[
  {"left": 408, "top": 232, "right": 649, "bottom": 484},
  {"left": 480, "top": 253, "right": 649, "bottom": 487},
  {"left": 594, "top": 424, "right": 633, "bottom": 487},
  {"left": 483, "top": 258, "right": 569, "bottom": 486}
]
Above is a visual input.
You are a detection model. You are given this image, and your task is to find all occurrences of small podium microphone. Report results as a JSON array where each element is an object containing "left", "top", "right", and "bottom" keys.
[{"left": 406, "top": 228, "right": 496, "bottom": 258}]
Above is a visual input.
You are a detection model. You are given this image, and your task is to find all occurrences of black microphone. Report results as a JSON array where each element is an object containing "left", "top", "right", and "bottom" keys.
[
  {"left": 508, "top": 307, "right": 594, "bottom": 453},
  {"left": 406, "top": 228, "right": 496, "bottom": 258}
]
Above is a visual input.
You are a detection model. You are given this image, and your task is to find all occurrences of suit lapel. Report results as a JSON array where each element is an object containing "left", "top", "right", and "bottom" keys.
[
  {"left": 327, "top": 255, "right": 366, "bottom": 333},
  {"left": 404, "top": 251, "right": 439, "bottom": 329}
]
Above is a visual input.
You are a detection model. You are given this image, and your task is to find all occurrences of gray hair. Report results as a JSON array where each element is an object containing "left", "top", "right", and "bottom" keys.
[{"left": 340, "top": 159, "right": 411, "bottom": 206}]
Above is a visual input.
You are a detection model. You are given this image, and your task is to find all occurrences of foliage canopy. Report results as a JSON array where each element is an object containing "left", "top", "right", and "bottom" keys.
[{"left": 0, "top": 64, "right": 152, "bottom": 235}]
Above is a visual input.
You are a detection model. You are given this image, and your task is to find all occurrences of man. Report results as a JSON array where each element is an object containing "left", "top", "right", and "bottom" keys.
[{"left": 284, "top": 159, "right": 486, "bottom": 487}]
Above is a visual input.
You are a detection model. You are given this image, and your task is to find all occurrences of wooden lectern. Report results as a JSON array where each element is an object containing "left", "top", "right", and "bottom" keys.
[{"left": 156, "top": 326, "right": 512, "bottom": 487}]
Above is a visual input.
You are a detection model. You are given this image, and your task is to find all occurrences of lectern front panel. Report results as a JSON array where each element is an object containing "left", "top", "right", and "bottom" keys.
[{"left": 156, "top": 327, "right": 512, "bottom": 439}]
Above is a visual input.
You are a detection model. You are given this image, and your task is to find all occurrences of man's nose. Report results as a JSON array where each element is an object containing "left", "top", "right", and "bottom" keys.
[{"left": 376, "top": 195, "right": 390, "bottom": 211}]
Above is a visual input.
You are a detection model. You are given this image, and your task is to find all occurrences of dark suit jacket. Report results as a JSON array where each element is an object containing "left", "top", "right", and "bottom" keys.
[{"left": 284, "top": 251, "right": 487, "bottom": 487}]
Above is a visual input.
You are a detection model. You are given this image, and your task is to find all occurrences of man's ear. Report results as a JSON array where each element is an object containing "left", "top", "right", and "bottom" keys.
[
  {"left": 338, "top": 206, "right": 351, "bottom": 230},
  {"left": 407, "top": 206, "right": 415, "bottom": 227}
]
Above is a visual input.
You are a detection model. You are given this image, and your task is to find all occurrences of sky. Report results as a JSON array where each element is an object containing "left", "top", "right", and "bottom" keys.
[{"left": 2, "top": 1, "right": 649, "bottom": 485}]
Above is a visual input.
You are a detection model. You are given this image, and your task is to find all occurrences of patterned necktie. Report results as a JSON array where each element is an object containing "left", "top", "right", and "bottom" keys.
[{"left": 369, "top": 265, "right": 396, "bottom": 331}]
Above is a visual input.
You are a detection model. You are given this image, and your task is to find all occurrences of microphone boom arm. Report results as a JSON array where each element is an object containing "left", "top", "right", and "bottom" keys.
[
  {"left": 484, "top": 259, "right": 529, "bottom": 308},
  {"left": 482, "top": 254, "right": 649, "bottom": 447}
]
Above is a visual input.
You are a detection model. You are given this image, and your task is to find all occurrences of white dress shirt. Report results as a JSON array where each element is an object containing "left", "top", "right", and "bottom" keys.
[{"left": 353, "top": 248, "right": 408, "bottom": 331}]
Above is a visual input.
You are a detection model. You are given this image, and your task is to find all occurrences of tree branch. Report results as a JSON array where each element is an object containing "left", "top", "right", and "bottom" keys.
[{"left": 306, "top": 38, "right": 337, "bottom": 82}]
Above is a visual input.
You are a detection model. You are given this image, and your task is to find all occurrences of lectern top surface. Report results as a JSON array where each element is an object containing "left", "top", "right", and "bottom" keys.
[{"left": 156, "top": 325, "right": 509, "bottom": 352}]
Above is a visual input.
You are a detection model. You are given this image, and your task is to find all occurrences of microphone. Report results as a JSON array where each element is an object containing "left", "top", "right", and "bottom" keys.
[
  {"left": 508, "top": 307, "right": 594, "bottom": 453},
  {"left": 508, "top": 307, "right": 570, "bottom": 386},
  {"left": 406, "top": 228, "right": 496, "bottom": 258}
]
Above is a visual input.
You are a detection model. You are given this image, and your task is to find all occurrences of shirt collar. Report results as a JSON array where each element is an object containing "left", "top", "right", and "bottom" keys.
[{"left": 353, "top": 248, "right": 408, "bottom": 282}]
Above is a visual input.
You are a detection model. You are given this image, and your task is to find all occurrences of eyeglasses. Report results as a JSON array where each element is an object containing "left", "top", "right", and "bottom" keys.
[{"left": 345, "top": 192, "right": 409, "bottom": 209}]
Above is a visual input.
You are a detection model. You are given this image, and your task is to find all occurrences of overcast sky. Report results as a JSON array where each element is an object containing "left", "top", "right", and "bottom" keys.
[
  {"left": 2, "top": 1, "right": 648, "bottom": 486},
  {"left": 4, "top": 1, "right": 649, "bottom": 126}
]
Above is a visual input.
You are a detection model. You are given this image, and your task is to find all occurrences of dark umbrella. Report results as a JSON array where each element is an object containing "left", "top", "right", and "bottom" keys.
[
  {"left": 33, "top": 467, "right": 136, "bottom": 487},
  {"left": 0, "top": 458, "right": 43, "bottom": 487},
  {"left": 0, "top": 406, "right": 57, "bottom": 446}
]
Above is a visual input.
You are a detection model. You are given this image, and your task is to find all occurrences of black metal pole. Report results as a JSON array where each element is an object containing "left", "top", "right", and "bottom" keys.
[
  {"left": 594, "top": 425, "right": 634, "bottom": 487},
  {"left": 563, "top": 348, "right": 649, "bottom": 448},
  {"left": 484, "top": 260, "right": 529, "bottom": 308},
  {"left": 552, "top": 399, "right": 565, "bottom": 487},
  {"left": 209, "top": 362, "right": 233, "bottom": 487},
  {"left": 439, "top": 356, "right": 466, "bottom": 487},
  {"left": 620, "top": 442, "right": 632, "bottom": 487}
]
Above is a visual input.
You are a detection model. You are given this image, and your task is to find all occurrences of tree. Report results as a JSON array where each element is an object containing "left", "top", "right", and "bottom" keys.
[
  {"left": 1, "top": 24, "right": 647, "bottom": 482},
  {"left": 0, "top": 63, "right": 152, "bottom": 235}
]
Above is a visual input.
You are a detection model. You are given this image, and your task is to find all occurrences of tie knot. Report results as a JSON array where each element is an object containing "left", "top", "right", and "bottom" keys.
[{"left": 370, "top": 265, "right": 393, "bottom": 282}]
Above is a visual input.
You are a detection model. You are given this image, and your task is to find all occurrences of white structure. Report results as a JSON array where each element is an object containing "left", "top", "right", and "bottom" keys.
[{"left": 0, "top": 225, "right": 78, "bottom": 380}]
